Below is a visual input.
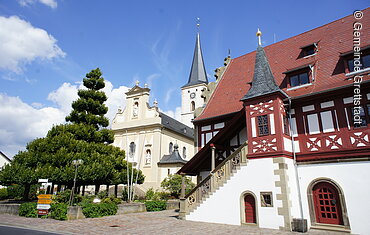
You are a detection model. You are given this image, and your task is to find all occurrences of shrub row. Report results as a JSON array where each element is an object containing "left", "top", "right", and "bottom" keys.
[{"left": 145, "top": 200, "right": 167, "bottom": 212}]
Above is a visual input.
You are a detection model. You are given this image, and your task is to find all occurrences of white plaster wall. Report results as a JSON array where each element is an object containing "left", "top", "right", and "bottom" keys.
[
  {"left": 186, "top": 158, "right": 284, "bottom": 229},
  {"left": 298, "top": 162, "right": 370, "bottom": 235},
  {"left": 285, "top": 159, "right": 301, "bottom": 219}
]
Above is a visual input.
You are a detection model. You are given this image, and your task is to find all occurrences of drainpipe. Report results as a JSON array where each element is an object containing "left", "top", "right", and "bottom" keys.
[{"left": 288, "top": 97, "right": 306, "bottom": 231}]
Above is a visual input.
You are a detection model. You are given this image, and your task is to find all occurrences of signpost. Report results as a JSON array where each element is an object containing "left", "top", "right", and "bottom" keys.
[{"left": 37, "top": 194, "right": 52, "bottom": 216}]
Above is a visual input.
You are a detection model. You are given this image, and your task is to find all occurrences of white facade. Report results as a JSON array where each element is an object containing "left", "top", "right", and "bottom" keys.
[
  {"left": 181, "top": 83, "right": 208, "bottom": 128},
  {"left": 112, "top": 85, "right": 194, "bottom": 191},
  {"left": 298, "top": 162, "right": 370, "bottom": 235},
  {"left": 187, "top": 158, "right": 287, "bottom": 229}
]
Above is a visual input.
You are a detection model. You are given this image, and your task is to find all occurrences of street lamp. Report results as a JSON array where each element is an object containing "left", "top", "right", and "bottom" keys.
[{"left": 69, "top": 159, "right": 83, "bottom": 206}]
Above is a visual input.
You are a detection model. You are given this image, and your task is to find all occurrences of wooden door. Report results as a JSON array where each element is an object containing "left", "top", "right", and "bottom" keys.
[
  {"left": 244, "top": 194, "right": 256, "bottom": 223},
  {"left": 313, "top": 182, "right": 343, "bottom": 225}
]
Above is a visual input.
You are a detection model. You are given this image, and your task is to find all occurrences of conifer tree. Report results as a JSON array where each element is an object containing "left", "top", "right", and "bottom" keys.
[{"left": 0, "top": 68, "right": 144, "bottom": 200}]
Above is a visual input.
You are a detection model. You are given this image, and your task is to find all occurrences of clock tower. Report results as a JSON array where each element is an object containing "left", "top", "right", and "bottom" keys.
[{"left": 181, "top": 22, "right": 208, "bottom": 128}]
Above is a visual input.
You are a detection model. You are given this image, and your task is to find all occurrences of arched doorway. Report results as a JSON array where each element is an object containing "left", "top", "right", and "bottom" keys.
[
  {"left": 312, "top": 182, "right": 343, "bottom": 225},
  {"left": 244, "top": 194, "right": 256, "bottom": 224}
]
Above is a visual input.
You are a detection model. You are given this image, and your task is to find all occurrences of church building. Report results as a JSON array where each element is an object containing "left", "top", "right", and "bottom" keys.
[
  {"left": 178, "top": 9, "right": 370, "bottom": 235},
  {"left": 111, "top": 27, "right": 209, "bottom": 191}
]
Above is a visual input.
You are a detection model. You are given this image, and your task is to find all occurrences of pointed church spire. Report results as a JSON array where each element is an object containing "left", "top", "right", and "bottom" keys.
[
  {"left": 182, "top": 18, "right": 208, "bottom": 88},
  {"left": 241, "top": 29, "right": 286, "bottom": 101}
]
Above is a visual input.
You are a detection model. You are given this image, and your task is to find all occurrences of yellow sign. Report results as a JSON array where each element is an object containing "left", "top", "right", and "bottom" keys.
[
  {"left": 37, "top": 199, "right": 52, "bottom": 204},
  {"left": 37, "top": 194, "right": 52, "bottom": 199}
]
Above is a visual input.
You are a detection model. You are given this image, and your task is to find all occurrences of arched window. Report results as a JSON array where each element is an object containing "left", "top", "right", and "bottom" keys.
[
  {"left": 191, "top": 101, "right": 195, "bottom": 111},
  {"left": 145, "top": 149, "right": 151, "bottom": 165},
  {"left": 133, "top": 102, "right": 139, "bottom": 117},
  {"left": 169, "top": 142, "right": 173, "bottom": 154},
  {"left": 183, "top": 147, "right": 186, "bottom": 159},
  {"left": 129, "top": 142, "right": 136, "bottom": 158}
]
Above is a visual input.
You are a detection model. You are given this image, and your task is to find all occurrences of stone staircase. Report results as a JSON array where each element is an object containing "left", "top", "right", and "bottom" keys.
[{"left": 183, "top": 142, "right": 248, "bottom": 215}]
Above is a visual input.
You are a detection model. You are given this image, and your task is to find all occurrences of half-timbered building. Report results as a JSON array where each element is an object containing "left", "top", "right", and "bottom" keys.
[{"left": 178, "top": 9, "right": 370, "bottom": 234}]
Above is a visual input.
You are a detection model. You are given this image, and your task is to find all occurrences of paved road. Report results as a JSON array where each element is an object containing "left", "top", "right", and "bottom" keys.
[
  {"left": 0, "top": 225, "right": 60, "bottom": 235},
  {"left": 0, "top": 210, "right": 345, "bottom": 235}
]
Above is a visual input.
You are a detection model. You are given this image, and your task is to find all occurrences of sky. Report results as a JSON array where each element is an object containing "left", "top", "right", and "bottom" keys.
[{"left": 0, "top": 0, "right": 368, "bottom": 158}]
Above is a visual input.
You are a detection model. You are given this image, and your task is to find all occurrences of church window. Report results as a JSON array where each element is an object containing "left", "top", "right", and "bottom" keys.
[
  {"left": 183, "top": 147, "right": 186, "bottom": 159},
  {"left": 191, "top": 101, "right": 195, "bottom": 111},
  {"left": 260, "top": 192, "right": 273, "bottom": 207},
  {"left": 129, "top": 142, "right": 136, "bottom": 158},
  {"left": 257, "top": 115, "right": 269, "bottom": 136},
  {"left": 169, "top": 142, "right": 173, "bottom": 154},
  {"left": 167, "top": 169, "right": 170, "bottom": 175}
]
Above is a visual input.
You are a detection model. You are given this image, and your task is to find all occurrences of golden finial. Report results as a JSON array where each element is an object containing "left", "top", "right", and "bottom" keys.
[{"left": 256, "top": 28, "right": 262, "bottom": 46}]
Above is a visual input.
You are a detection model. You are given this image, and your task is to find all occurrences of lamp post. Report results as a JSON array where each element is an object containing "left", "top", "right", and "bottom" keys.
[{"left": 69, "top": 159, "right": 83, "bottom": 206}]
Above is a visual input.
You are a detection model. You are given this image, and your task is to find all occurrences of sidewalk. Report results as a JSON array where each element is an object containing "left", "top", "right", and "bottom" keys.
[{"left": 0, "top": 210, "right": 346, "bottom": 235}]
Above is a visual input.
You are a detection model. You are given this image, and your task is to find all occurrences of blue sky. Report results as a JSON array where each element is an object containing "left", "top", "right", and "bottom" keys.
[{"left": 0, "top": 0, "right": 368, "bottom": 157}]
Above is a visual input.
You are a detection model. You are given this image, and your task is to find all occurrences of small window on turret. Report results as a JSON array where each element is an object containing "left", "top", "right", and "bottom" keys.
[{"left": 257, "top": 115, "right": 269, "bottom": 136}]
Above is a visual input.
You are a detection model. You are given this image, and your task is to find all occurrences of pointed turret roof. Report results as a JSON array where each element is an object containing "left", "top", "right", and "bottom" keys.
[
  {"left": 241, "top": 44, "right": 287, "bottom": 101},
  {"left": 182, "top": 31, "right": 208, "bottom": 88}
]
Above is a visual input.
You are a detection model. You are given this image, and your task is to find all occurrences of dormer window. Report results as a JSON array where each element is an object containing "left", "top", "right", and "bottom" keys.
[
  {"left": 283, "top": 65, "right": 313, "bottom": 89},
  {"left": 341, "top": 47, "right": 370, "bottom": 75},
  {"left": 347, "top": 54, "right": 370, "bottom": 73},
  {"left": 299, "top": 43, "right": 317, "bottom": 58},
  {"left": 290, "top": 72, "right": 309, "bottom": 87}
]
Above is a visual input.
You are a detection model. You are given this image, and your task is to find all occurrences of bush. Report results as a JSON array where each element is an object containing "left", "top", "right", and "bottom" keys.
[
  {"left": 145, "top": 200, "right": 167, "bottom": 212},
  {"left": 82, "top": 203, "right": 117, "bottom": 218},
  {"left": 8, "top": 185, "right": 38, "bottom": 200},
  {"left": 19, "top": 202, "right": 37, "bottom": 217},
  {"left": 161, "top": 174, "right": 195, "bottom": 198},
  {"left": 97, "top": 191, "right": 107, "bottom": 199},
  {"left": 0, "top": 188, "right": 8, "bottom": 200},
  {"left": 145, "top": 188, "right": 160, "bottom": 201},
  {"left": 54, "top": 190, "right": 82, "bottom": 205},
  {"left": 50, "top": 203, "right": 68, "bottom": 220},
  {"left": 101, "top": 196, "right": 121, "bottom": 205}
]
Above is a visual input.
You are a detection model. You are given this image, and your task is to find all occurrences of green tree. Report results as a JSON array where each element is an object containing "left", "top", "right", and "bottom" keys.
[
  {"left": 0, "top": 68, "right": 144, "bottom": 200},
  {"left": 161, "top": 174, "right": 195, "bottom": 198}
]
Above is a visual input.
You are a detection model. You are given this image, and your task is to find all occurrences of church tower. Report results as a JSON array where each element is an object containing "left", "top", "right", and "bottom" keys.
[{"left": 181, "top": 20, "right": 208, "bottom": 128}]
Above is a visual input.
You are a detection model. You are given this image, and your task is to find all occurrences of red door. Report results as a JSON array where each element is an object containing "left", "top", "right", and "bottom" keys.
[
  {"left": 313, "top": 182, "right": 343, "bottom": 225},
  {"left": 244, "top": 194, "right": 256, "bottom": 223}
]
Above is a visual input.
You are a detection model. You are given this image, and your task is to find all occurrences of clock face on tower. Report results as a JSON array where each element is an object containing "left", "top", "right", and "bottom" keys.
[{"left": 190, "top": 92, "right": 196, "bottom": 99}]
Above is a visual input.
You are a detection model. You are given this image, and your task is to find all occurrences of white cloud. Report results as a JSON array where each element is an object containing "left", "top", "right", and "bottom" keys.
[
  {"left": 0, "top": 16, "right": 65, "bottom": 73},
  {"left": 163, "top": 106, "right": 182, "bottom": 122},
  {"left": 0, "top": 80, "right": 129, "bottom": 158},
  {"left": 18, "top": 0, "right": 58, "bottom": 9},
  {"left": 0, "top": 93, "right": 65, "bottom": 157}
]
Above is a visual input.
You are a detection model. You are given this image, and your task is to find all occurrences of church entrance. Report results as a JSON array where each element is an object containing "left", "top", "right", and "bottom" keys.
[
  {"left": 244, "top": 194, "right": 256, "bottom": 223},
  {"left": 313, "top": 182, "right": 343, "bottom": 225}
]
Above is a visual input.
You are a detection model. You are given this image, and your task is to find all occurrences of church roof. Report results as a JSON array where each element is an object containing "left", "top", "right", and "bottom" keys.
[
  {"left": 195, "top": 8, "right": 370, "bottom": 122},
  {"left": 241, "top": 45, "right": 287, "bottom": 101},
  {"left": 159, "top": 112, "right": 194, "bottom": 139},
  {"left": 182, "top": 32, "right": 208, "bottom": 88},
  {"left": 158, "top": 144, "right": 187, "bottom": 166}
]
